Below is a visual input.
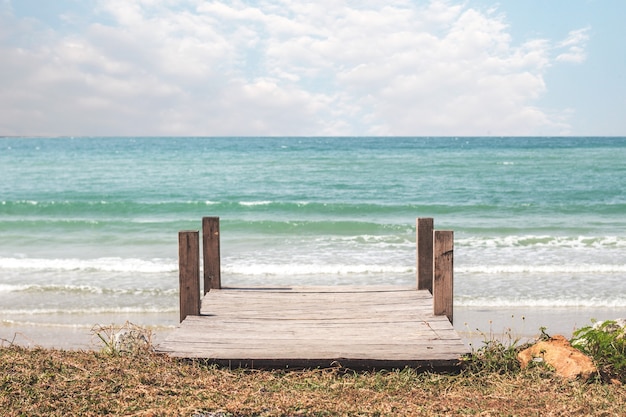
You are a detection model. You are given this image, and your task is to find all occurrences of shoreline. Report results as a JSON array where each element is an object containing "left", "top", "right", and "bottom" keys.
[
  {"left": 1, "top": 311, "right": 179, "bottom": 350},
  {"left": 456, "top": 306, "right": 626, "bottom": 348},
  {"left": 3, "top": 306, "right": 624, "bottom": 351}
]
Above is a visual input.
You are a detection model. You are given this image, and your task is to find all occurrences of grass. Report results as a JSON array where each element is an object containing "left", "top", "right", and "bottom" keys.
[
  {"left": 1, "top": 346, "right": 624, "bottom": 415},
  {"left": 460, "top": 315, "right": 541, "bottom": 376},
  {"left": 1, "top": 320, "right": 625, "bottom": 416}
]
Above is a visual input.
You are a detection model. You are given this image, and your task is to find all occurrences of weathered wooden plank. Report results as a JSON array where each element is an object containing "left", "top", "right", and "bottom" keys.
[
  {"left": 416, "top": 217, "right": 434, "bottom": 292},
  {"left": 160, "top": 345, "right": 466, "bottom": 361},
  {"left": 160, "top": 339, "right": 467, "bottom": 355},
  {"left": 164, "top": 340, "right": 465, "bottom": 353},
  {"left": 202, "top": 216, "right": 221, "bottom": 292},
  {"left": 168, "top": 324, "right": 462, "bottom": 340},
  {"left": 433, "top": 231, "right": 454, "bottom": 323},
  {"left": 158, "top": 285, "right": 468, "bottom": 369},
  {"left": 208, "top": 286, "right": 422, "bottom": 294},
  {"left": 199, "top": 293, "right": 435, "bottom": 317},
  {"left": 162, "top": 330, "right": 463, "bottom": 343},
  {"left": 160, "top": 348, "right": 465, "bottom": 361},
  {"left": 178, "top": 230, "right": 200, "bottom": 323},
  {"left": 199, "top": 288, "right": 434, "bottom": 316}
]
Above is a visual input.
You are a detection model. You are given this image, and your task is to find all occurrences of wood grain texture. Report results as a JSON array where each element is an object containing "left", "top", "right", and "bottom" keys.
[
  {"left": 178, "top": 231, "right": 200, "bottom": 323},
  {"left": 202, "top": 216, "right": 221, "bottom": 292},
  {"left": 157, "top": 286, "right": 468, "bottom": 370},
  {"left": 416, "top": 218, "right": 434, "bottom": 292},
  {"left": 433, "top": 230, "right": 454, "bottom": 323}
]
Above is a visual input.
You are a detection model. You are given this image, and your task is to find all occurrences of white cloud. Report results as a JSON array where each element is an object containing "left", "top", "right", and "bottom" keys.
[
  {"left": 556, "top": 27, "right": 590, "bottom": 64},
  {"left": 0, "top": 0, "right": 589, "bottom": 136}
]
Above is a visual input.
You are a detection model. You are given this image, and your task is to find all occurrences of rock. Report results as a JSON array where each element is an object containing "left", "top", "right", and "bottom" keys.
[{"left": 518, "top": 335, "right": 597, "bottom": 380}]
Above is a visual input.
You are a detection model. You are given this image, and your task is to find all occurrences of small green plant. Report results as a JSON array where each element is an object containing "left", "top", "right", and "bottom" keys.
[
  {"left": 91, "top": 321, "right": 153, "bottom": 356},
  {"left": 460, "top": 318, "right": 535, "bottom": 375},
  {"left": 571, "top": 319, "right": 626, "bottom": 383},
  {"left": 461, "top": 338, "right": 523, "bottom": 375}
]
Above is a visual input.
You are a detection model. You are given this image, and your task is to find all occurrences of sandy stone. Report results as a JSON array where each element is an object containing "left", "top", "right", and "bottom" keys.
[{"left": 518, "top": 335, "right": 597, "bottom": 380}]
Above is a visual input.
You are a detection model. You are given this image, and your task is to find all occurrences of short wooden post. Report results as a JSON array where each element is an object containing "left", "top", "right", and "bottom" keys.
[
  {"left": 416, "top": 218, "right": 434, "bottom": 292},
  {"left": 179, "top": 230, "right": 200, "bottom": 323},
  {"left": 202, "top": 216, "right": 221, "bottom": 293},
  {"left": 433, "top": 230, "right": 453, "bottom": 323}
]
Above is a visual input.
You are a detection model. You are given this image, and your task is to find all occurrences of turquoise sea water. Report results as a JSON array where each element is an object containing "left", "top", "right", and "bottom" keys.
[{"left": 1, "top": 137, "right": 625, "bottom": 346}]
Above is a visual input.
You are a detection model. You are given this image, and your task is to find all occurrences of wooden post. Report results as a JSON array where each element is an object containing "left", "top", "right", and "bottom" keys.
[
  {"left": 202, "top": 216, "right": 221, "bottom": 293},
  {"left": 433, "top": 230, "right": 453, "bottom": 323},
  {"left": 416, "top": 218, "right": 434, "bottom": 293},
  {"left": 178, "top": 230, "right": 200, "bottom": 323}
]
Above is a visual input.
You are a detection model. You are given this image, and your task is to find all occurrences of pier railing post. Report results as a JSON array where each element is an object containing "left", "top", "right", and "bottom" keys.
[
  {"left": 416, "top": 218, "right": 434, "bottom": 292},
  {"left": 179, "top": 230, "right": 200, "bottom": 323},
  {"left": 433, "top": 230, "right": 454, "bottom": 323},
  {"left": 202, "top": 216, "right": 221, "bottom": 293}
]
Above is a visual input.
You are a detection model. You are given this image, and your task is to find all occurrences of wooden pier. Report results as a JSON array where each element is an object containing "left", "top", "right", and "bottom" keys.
[{"left": 157, "top": 217, "right": 469, "bottom": 370}]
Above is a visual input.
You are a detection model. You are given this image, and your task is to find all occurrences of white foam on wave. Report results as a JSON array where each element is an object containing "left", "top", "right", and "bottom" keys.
[
  {"left": 0, "top": 257, "right": 177, "bottom": 273},
  {"left": 459, "top": 264, "right": 626, "bottom": 274},
  {"left": 239, "top": 201, "right": 272, "bottom": 206},
  {"left": 1, "top": 319, "right": 92, "bottom": 329},
  {"left": 0, "top": 284, "right": 30, "bottom": 293},
  {"left": 321, "top": 235, "right": 414, "bottom": 247},
  {"left": 458, "top": 235, "right": 626, "bottom": 249},
  {"left": 0, "top": 283, "right": 177, "bottom": 295},
  {"left": 1, "top": 306, "right": 179, "bottom": 315},
  {"left": 224, "top": 263, "right": 412, "bottom": 276},
  {"left": 457, "top": 296, "right": 626, "bottom": 308},
  {"left": 1, "top": 319, "right": 177, "bottom": 330}
]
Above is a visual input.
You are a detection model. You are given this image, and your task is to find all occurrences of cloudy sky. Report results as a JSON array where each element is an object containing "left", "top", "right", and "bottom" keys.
[{"left": 1, "top": 0, "right": 623, "bottom": 136}]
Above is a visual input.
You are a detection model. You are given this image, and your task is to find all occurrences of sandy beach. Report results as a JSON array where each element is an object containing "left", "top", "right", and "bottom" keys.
[
  {"left": 456, "top": 306, "right": 625, "bottom": 347},
  {"left": 1, "top": 311, "right": 178, "bottom": 351},
  {"left": 3, "top": 305, "right": 623, "bottom": 352}
]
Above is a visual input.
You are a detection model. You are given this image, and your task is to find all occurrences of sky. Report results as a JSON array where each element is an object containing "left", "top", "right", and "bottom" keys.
[{"left": 1, "top": 0, "right": 624, "bottom": 137}]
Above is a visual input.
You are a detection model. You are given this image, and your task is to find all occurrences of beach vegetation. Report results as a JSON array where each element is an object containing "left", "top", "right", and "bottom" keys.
[
  {"left": 460, "top": 318, "right": 546, "bottom": 376},
  {"left": 571, "top": 319, "right": 626, "bottom": 383},
  {"left": 2, "top": 321, "right": 626, "bottom": 416},
  {"left": 2, "top": 344, "right": 624, "bottom": 416},
  {"left": 2, "top": 342, "right": 625, "bottom": 416},
  {"left": 91, "top": 321, "right": 154, "bottom": 357}
]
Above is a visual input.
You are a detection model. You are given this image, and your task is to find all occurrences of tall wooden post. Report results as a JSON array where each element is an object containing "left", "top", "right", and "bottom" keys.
[
  {"left": 178, "top": 230, "right": 200, "bottom": 323},
  {"left": 416, "top": 218, "right": 434, "bottom": 293},
  {"left": 202, "top": 216, "right": 221, "bottom": 293},
  {"left": 433, "top": 230, "right": 453, "bottom": 323}
]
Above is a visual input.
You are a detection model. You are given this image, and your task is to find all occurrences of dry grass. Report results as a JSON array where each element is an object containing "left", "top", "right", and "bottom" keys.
[{"left": 1, "top": 345, "right": 624, "bottom": 416}]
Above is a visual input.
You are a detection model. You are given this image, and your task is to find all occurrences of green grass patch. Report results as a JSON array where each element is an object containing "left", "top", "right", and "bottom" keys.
[{"left": 571, "top": 319, "right": 626, "bottom": 383}]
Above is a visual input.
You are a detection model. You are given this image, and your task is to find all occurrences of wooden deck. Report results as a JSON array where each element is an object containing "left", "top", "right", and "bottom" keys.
[{"left": 157, "top": 285, "right": 469, "bottom": 370}]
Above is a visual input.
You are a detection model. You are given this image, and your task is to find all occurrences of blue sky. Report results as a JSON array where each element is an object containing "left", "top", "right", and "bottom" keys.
[{"left": 1, "top": 0, "right": 623, "bottom": 136}]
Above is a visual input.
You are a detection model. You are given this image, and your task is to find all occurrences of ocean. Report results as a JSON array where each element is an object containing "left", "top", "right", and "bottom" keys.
[{"left": 1, "top": 136, "right": 625, "bottom": 348}]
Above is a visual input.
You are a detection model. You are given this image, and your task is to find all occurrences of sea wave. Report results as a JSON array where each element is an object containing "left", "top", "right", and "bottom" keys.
[
  {"left": 7, "top": 198, "right": 623, "bottom": 223},
  {"left": 1, "top": 319, "right": 176, "bottom": 329},
  {"left": 456, "top": 296, "right": 626, "bottom": 308},
  {"left": 0, "top": 257, "right": 177, "bottom": 273},
  {"left": 0, "top": 306, "right": 178, "bottom": 315},
  {"left": 0, "top": 199, "right": 412, "bottom": 218},
  {"left": 224, "top": 263, "right": 413, "bottom": 276},
  {"left": 2, "top": 255, "right": 624, "bottom": 277},
  {"left": 458, "top": 235, "right": 626, "bottom": 249},
  {"left": 0, "top": 283, "right": 177, "bottom": 296},
  {"left": 458, "top": 264, "right": 626, "bottom": 274}
]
